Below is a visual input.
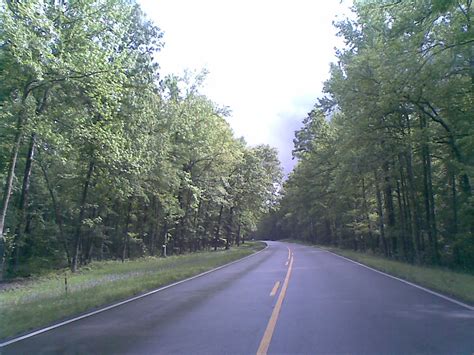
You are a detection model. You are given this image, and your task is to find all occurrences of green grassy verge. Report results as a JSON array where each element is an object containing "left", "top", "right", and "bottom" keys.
[
  {"left": 0, "top": 242, "right": 264, "bottom": 340},
  {"left": 282, "top": 239, "right": 474, "bottom": 305}
]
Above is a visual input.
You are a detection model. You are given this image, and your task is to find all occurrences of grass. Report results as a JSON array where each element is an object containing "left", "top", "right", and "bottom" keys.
[
  {"left": 0, "top": 242, "right": 264, "bottom": 340},
  {"left": 282, "top": 239, "right": 474, "bottom": 305}
]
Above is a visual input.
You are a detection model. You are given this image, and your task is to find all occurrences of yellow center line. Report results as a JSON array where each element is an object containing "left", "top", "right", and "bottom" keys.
[
  {"left": 257, "top": 253, "right": 294, "bottom": 355},
  {"left": 287, "top": 247, "right": 291, "bottom": 260},
  {"left": 269, "top": 281, "right": 281, "bottom": 297}
]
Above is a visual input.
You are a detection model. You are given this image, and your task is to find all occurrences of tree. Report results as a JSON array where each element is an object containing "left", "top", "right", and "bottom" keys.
[{"left": 264, "top": 0, "right": 474, "bottom": 271}]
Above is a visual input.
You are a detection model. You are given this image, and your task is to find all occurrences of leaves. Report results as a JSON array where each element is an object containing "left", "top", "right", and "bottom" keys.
[
  {"left": 260, "top": 0, "right": 474, "bottom": 269},
  {"left": 0, "top": 0, "right": 282, "bottom": 275}
]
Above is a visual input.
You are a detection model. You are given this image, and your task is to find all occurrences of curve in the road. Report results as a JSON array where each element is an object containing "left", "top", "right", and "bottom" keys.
[{"left": 2, "top": 241, "right": 474, "bottom": 354}]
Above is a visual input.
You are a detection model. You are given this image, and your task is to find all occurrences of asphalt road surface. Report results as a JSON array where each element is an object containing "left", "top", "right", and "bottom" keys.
[{"left": 2, "top": 241, "right": 474, "bottom": 354}]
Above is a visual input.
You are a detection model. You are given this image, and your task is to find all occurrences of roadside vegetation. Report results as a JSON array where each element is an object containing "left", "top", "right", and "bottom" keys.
[
  {"left": 257, "top": 1, "right": 474, "bottom": 274},
  {"left": 326, "top": 247, "right": 474, "bottom": 305},
  {"left": 0, "top": 1, "right": 282, "bottom": 280},
  {"left": 0, "top": 242, "right": 264, "bottom": 340},
  {"left": 283, "top": 239, "right": 474, "bottom": 305}
]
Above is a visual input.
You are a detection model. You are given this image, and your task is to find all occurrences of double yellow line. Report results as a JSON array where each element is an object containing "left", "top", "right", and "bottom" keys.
[{"left": 257, "top": 248, "right": 294, "bottom": 355}]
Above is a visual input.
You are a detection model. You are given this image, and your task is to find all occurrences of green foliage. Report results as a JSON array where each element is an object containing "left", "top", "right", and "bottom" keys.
[
  {"left": 453, "top": 234, "right": 474, "bottom": 271},
  {"left": 0, "top": 1, "right": 282, "bottom": 277},
  {"left": 259, "top": 0, "right": 474, "bottom": 271}
]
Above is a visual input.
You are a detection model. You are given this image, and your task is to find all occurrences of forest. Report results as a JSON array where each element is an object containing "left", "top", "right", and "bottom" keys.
[
  {"left": 0, "top": 0, "right": 282, "bottom": 279},
  {"left": 257, "top": 0, "right": 474, "bottom": 271}
]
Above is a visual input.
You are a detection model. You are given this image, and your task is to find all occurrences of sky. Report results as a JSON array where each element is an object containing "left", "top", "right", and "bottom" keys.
[{"left": 137, "top": 0, "right": 353, "bottom": 174}]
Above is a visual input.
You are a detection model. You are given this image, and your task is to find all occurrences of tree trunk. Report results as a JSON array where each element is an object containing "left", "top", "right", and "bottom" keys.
[
  {"left": 398, "top": 155, "right": 414, "bottom": 262},
  {"left": 225, "top": 207, "right": 234, "bottom": 250},
  {"left": 214, "top": 205, "right": 224, "bottom": 251},
  {"left": 404, "top": 113, "right": 422, "bottom": 262},
  {"left": 138, "top": 199, "right": 148, "bottom": 255},
  {"left": 0, "top": 108, "right": 26, "bottom": 280},
  {"left": 121, "top": 198, "right": 133, "bottom": 262},
  {"left": 396, "top": 179, "right": 409, "bottom": 260},
  {"left": 420, "top": 115, "right": 439, "bottom": 264},
  {"left": 236, "top": 222, "right": 241, "bottom": 246},
  {"left": 39, "top": 158, "right": 70, "bottom": 266},
  {"left": 13, "top": 132, "right": 36, "bottom": 272},
  {"left": 161, "top": 220, "right": 169, "bottom": 256},
  {"left": 71, "top": 160, "right": 95, "bottom": 272},
  {"left": 83, "top": 207, "right": 98, "bottom": 265},
  {"left": 382, "top": 160, "right": 396, "bottom": 256},
  {"left": 149, "top": 195, "right": 157, "bottom": 256},
  {"left": 374, "top": 171, "right": 388, "bottom": 257},
  {"left": 192, "top": 199, "right": 202, "bottom": 251},
  {"left": 451, "top": 171, "right": 458, "bottom": 236},
  {"left": 176, "top": 188, "right": 192, "bottom": 253},
  {"left": 361, "top": 178, "right": 374, "bottom": 253}
]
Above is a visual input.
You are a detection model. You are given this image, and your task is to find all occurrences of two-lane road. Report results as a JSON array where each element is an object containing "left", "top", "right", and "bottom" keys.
[{"left": 2, "top": 241, "right": 474, "bottom": 354}]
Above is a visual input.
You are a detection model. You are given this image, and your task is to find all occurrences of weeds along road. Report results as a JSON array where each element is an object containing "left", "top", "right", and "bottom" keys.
[{"left": 2, "top": 241, "right": 474, "bottom": 354}]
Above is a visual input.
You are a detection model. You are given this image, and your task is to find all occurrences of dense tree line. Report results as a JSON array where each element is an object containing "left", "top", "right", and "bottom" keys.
[
  {"left": 257, "top": 0, "right": 473, "bottom": 271},
  {"left": 0, "top": 0, "right": 282, "bottom": 278}
]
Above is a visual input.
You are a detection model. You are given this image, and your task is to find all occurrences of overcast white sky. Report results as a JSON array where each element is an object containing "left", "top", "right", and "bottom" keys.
[{"left": 138, "top": 0, "right": 353, "bottom": 174}]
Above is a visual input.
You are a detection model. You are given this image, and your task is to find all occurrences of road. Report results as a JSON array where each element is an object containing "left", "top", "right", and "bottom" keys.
[{"left": 2, "top": 241, "right": 474, "bottom": 354}]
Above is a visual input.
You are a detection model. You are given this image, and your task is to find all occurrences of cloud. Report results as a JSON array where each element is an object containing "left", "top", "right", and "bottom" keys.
[{"left": 138, "top": 0, "right": 353, "bottom": 174}]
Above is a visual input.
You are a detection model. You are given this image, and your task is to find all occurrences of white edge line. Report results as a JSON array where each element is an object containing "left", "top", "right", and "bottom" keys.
[
  {"left": 0, "top": 243, "right": 269, "bottom": 348},
  {"left": 324, "top": 249, "right": 474, "bottom": 311}
]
